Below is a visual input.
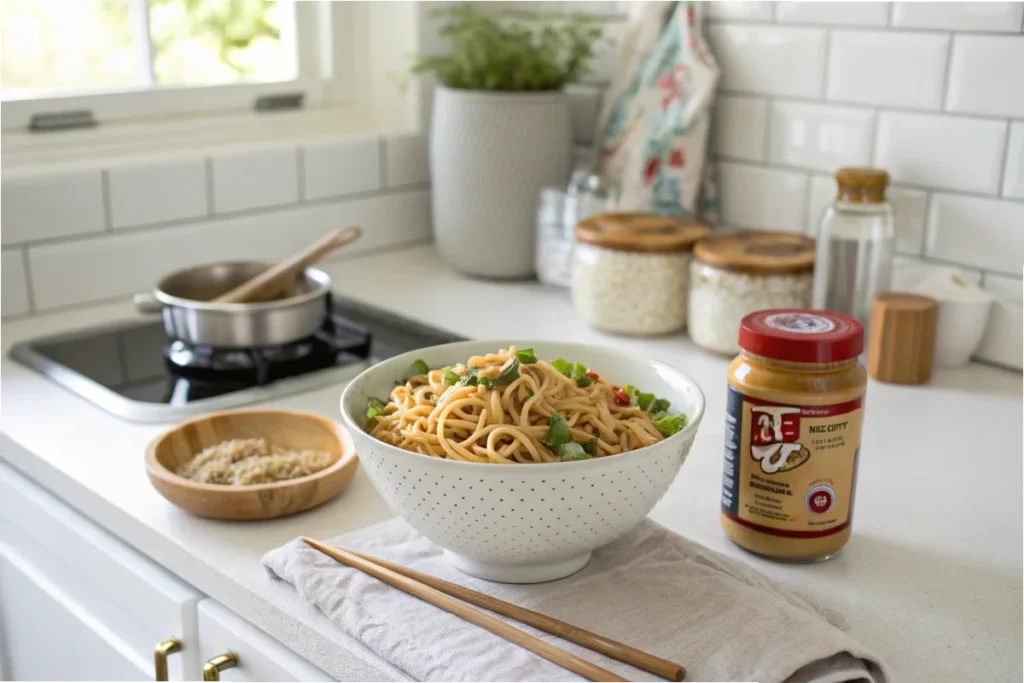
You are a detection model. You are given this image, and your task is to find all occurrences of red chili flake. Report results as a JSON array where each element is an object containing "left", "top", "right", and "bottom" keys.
[
  {"left": 611, "top": 385, "right": 621, "bottom": 392},
  {"left": 644, "top": 158, "right": 660, "bottom": 184},
  {"left": 614, "top": 392, "right": 630, "bottom": 406},
  {"left": 668, "top": 148, "right": 685, "bottom": 168},
  {"left": 585, "top": 370, "right": 600, "bottom": 381}
]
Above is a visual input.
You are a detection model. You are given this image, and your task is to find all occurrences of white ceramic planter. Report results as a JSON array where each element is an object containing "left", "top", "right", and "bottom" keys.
[{"left": 430, "top": 86, "right": 572, "bottom": 279}]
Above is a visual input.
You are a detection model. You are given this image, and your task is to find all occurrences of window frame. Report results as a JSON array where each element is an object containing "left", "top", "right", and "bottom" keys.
[{"left": 0, "top": 1, "right": 350, "bottom": 131}]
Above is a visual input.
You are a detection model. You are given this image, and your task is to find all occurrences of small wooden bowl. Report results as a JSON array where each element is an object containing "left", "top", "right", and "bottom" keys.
[{"left": 145, "top": 409, "right": 358, "bottom": 520}]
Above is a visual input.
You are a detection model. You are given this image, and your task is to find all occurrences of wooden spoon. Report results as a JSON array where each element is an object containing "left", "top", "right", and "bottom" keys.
[{"left": 213, "top": 226, "right": 362, "bottom": 304}]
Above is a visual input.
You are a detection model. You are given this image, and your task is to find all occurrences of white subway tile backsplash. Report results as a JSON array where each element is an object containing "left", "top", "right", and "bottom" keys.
[
  {"left": 1, "top": 169, "right": 106, "bottom": 245},
  {"left": 875, "top": 113, "right": 1007, "bottom": 195},
  {"left": 302, "top": 137, "right": 381, "bottom": 201},
  {"left": 926, "top": 193, "right": 1024, "bottom": 275},
  {"left": 587, "top": 19, "right": 627, "bottom": 84},
  {"left": 707, "top": 2, "right": 775, "bottom": 21},
  {"left": 385, "top": 134, "right": 430, "bottom": 187},
  {"left": 566, "top": 85, "right": 603, "bottom": 144},
  {"left": 708, "top": 24, "right": 827, "bottom": 98},
  {"left": 806, "top": 176, "right": 926, "bottom": 254},
  {"left": 1003, "top": 122, "right": 1024, "bottom": 199},
  {"left": 27, "top": 190, "right": 432, "bottom": 311},
  {"left": 107, "top": 158, "right": 207, "bottom": 229},
  {"left": 767, "top": 101, "right": 874, "bottom": 171},
  {"left": 211, "top": 147, "right": 299, "bottom": 213},
  {"left": 1, "top": 249, "right": 30, "bottom": 317},
  {"left": 891, "top": 2, "right": 1024, "bottom": 32},
  {"left": 946, "top": 36, "right": 1024, "bottom": 118},
  {"left": 712, "top": 95, "right": 768, "bottom": 161},
  {"left": 826, "top": 31, "right": 949, "bottom": 110},
  {"left": 717, "top": 162, "right": 808, "bottom": 232},
  {"left": 775, "top": 2, "right": 889, "bottom": 26},
  {"left": 976, "top": 273, "right": 1024, "bottom": 370}
]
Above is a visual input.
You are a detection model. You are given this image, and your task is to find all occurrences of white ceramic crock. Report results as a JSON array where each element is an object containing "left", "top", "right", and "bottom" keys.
[{"left": 430, "top": 87, "right": 572, "bottom": 279}]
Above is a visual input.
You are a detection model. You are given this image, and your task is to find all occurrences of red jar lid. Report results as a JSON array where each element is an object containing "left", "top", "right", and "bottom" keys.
[{"left": 738, "top": 309, "right": 864, "bottom": 363}]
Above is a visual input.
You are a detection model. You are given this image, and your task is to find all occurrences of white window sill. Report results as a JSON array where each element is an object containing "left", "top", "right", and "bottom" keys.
[{"left": 1, "top": 104, "right": 422, "bottom": 172}]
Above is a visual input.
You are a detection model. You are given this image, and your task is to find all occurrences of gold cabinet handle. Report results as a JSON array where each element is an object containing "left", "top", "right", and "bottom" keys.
[
  {"left": 203, "top": 652, "right": 238, "bottom": 681},
  {"left": 154, "top": 638, "right": 183, "bottom": 681}
]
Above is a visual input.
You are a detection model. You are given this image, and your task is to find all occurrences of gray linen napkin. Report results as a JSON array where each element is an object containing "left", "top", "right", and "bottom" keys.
[{"left": 262, "top": 518, "right": 887, "bottom": 683}]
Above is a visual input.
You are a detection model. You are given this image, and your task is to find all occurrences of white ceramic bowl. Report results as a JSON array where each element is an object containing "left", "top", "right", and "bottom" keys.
[{"left": 340, "top": 340, "right": 705, "bottom": 583}]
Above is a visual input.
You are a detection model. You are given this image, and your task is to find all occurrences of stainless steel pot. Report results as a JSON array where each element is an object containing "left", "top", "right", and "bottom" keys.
[{"left": 134, "top": 261, "right": 331, "bottom": 348}]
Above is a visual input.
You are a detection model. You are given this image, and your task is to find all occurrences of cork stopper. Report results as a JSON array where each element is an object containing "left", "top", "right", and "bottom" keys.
[
  {"left": 835, "top": 168, "right": 889, "bottom": 204},
  {"left": 867, "top": 292, "right": 938, "bottom": 384}
]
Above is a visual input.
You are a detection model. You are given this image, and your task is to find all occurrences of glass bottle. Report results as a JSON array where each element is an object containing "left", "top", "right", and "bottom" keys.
[{"left": 812, "top": 168, "right": 895, "bottom": 329}]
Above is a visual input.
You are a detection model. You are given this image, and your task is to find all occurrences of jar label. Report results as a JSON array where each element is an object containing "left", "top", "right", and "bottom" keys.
[{"left": 721, "top": 387, "right": 862, "bottom": 538}]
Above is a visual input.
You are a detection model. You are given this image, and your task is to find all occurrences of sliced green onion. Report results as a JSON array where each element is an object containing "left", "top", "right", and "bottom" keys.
[
  {"left": 366, "top": 397, "right": 386, "bottom": 421},
  {"left": 515, "top": 348, "right": 538, "bottom": 365},
  {"left": 488, "top": 359, "right": 520, "bottom": 387},
  {"left": 412, "top": 359, "right": 430, "bottom": 375},
  {"left": 653, "top": 413, "right": 688, "bottom": 437},
  {"left": 541, "top": 412, "right": 573, "bottom": 446},
  {"left": 551, "top": 358, "right": 572, "bottom": 377},
  {"left": 557, "top": 442, "right": 592, "bottom": 460}
]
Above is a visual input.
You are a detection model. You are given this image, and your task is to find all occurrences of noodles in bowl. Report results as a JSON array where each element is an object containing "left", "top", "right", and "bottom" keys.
[{"left": 364, "top": 346, "right": 688, "bottom": 464}]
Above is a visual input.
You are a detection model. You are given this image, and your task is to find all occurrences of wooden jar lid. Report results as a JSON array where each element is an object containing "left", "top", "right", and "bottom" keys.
[
  {"left": 867, "top": 292, "right": 938, "bottom": 385},
  {"left": 574, "top": 213, "right": 710, "bottom": 254},
  {"left": 692, "top": 230, "right": 815, "bottom": 275}
]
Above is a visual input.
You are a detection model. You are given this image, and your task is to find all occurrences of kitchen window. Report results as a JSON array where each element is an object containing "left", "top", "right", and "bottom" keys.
[{"left": 0, "top": 0, "right": 349, "bottom": 131}]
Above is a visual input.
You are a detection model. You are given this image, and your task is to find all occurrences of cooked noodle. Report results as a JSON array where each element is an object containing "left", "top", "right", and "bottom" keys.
[{"left": 367, "top": 346, "right": 682, "bottom": 464}]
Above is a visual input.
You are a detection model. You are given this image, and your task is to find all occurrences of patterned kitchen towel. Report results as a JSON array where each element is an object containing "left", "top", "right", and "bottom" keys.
[
  {"left": 595, "top": 1, "right": 720, "bottom": 218},
  {"left": 263, "top": 518, "right": 887, "bottom": 682}
]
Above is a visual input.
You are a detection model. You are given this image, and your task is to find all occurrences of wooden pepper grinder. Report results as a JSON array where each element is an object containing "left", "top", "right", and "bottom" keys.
[{"left": 867, "top": 292, "right": 938, "bottom": 384}]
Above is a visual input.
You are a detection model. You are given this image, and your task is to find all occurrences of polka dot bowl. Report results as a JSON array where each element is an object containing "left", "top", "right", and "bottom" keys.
[{"left": 340, "top": 340, "right": 705, "bottom": 583}]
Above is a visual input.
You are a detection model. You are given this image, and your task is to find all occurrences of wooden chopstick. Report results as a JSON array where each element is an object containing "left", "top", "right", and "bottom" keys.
[
  {"left": 344, "top": 548, "right": 685, "bottom": 682},
  {"left": 303, "top": 540, "right": 688, "bottom": 683},
  {"left": 301, "top": 537, "right": 630, "bottom": 682}
]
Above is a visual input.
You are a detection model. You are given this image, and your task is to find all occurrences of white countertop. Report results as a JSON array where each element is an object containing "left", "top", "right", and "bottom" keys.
[{"left": 1, "top": 244, "right": 1021, "bottom": 682}]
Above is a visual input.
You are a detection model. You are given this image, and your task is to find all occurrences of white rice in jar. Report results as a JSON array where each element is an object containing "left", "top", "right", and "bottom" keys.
[
  {"left": 572, "top": 213, "right": 709, "bottom": 335},
  {"left": 687, "top": 231, "right": 815, "bottom": 355}
]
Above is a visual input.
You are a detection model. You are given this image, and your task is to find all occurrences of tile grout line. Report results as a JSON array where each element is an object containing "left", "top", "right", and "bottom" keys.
[
  {"left": 2, "top": 183, "right": 432, "bottom": 251},
  {"left": 705, "top": 17, "right": 1022, "bottom": 37},
  {"left": 716, "top": 88, "right": 1009, "bottom": 122},
  {"left": 821, "top": 27, "right": 833, "bottom": 100},
  {"left": 20, "top": 246, "right": 37, "bottom": 314},
  {"left": 887, "top": 2, "right": 895, "bottom": 28},
  {"left": 761, "top": 98, "right": 774, "bottom": 162},
  {"left": 919, "top": 191, "right": 933, "bottom": 257},
  {"left": 711, "top": 155, "right": 1024, "bottom": 203},
  {"left": 938, "top": 31, "right": 955, "bottom": 111},
  {"left": 100, "top": 170, "right": 113, "bottom": 231},
  {"left": 995, "top": 120, "right": 1013, "bottom": 198},
  {"left": 869, "top": 108, "right": 881, "bottom": 166}
]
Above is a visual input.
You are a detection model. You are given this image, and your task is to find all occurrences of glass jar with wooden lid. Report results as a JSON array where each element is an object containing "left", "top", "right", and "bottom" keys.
[
  {"left": 812, "top": 167, "right": 895, "bottom": 328},
  {"left": 687, "top": 231, "right": 815, "bottom": 355},
  {"left": 572, "top": 213, "right": 710, "bottom": 335}
]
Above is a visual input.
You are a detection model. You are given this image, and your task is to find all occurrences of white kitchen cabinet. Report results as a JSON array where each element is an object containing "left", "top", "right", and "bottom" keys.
[
  {"left": 0, "top": 462, "right": 202, "bottom": 681},
  {"left": 0, "top": 543, "right": 149, "bottom": 681},
  {"left": 196, "top": 599, "right": 333, "bottom": 681}
]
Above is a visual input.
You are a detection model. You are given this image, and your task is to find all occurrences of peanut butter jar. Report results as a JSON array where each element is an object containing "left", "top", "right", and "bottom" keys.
[{"left": 720, "top": 309, "right": 867, "bottom": 561}]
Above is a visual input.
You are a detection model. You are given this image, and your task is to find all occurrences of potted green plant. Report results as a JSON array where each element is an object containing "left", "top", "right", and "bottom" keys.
[{"left": 412, "top": 5, "right": 605, "bottom": 278}]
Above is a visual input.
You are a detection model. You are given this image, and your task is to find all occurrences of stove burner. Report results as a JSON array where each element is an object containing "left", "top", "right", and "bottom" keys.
[{"left": 163, "top": 314, "right": 372, "bottom": 387}]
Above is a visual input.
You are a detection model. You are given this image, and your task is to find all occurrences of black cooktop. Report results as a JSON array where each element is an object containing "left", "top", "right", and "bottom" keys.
[{"left": 10, "top": 296, "right": 464, "bottom": 422}]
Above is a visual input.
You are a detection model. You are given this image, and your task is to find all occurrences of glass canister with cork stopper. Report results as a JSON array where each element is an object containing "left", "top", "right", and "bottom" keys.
[{"left": 812, "top": 168, "right": 895, "bottom": 328}]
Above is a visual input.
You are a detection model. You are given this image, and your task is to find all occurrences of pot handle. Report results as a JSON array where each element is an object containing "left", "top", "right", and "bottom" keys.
[{"left": 133, "top": 292, "right": 163, "bottom": 314}]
